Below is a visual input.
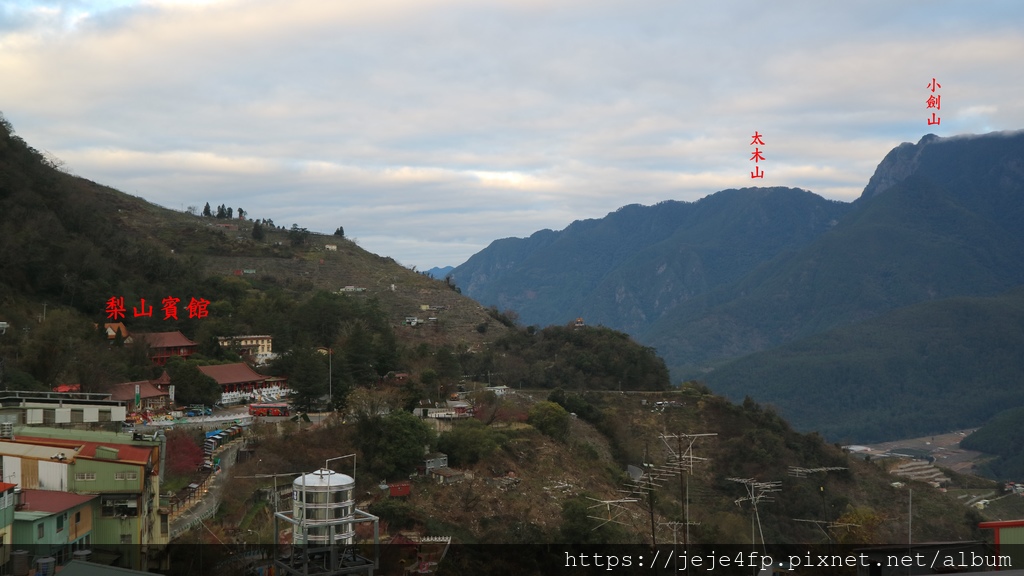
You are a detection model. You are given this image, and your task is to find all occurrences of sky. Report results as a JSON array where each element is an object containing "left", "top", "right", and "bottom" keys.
[{"left": 2, "top": 0, "right": 1022, "bottom": 270}]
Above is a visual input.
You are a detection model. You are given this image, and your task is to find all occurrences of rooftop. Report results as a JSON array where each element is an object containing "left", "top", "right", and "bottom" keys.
[
  {"left": 133, "top": 331, "right": 197, "bottom": 349},
  {"left": 9, "top": 430, "right": 155, "bottom": 465},
  {"left": 0, "top": 440, "right": 80, "bottom": 462},
  {"left": 198, "top": 363, "right": 267, "bottom": 385},
  {"left": 17, "top": 489, "right": 96, "bottom": 514},
  {"left": 109, "top": 380, "right": 168, "bottom": 402},
  {"left": 13, "top": 426, "right": 157, "bottom": 445}
]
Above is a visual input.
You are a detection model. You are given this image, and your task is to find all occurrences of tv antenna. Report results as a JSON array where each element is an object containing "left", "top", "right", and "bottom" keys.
[
  {"left": 787, "top": 466, "right": 847, "bottom": 478},
  {"left": 728, "top": 477, "right": 782, "bottom": 555},
  {"left": 660, "top": 432, "right": 716, "bottom": 546},
  {"left": 788, "top": 465, "right": 848, "bottom": 546},
  {"left": 793, "top": 518, "right": 860, "bottom": 544},
  {"left": 586, "top": 496, "right": 639, "bottom": 529}
]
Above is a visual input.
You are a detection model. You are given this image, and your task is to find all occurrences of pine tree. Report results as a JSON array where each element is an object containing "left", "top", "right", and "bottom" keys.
[{"left": 203, "top": 202, "right": 212, "bottom": 217}]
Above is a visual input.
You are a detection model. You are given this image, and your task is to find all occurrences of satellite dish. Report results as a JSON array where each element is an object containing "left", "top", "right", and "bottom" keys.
[{"left": 627, "top": 465, "right": 644, "bottom": 481}]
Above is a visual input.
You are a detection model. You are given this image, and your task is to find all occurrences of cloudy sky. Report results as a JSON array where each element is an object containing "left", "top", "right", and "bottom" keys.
[{"left": 2, "top": 0, "right": 1022, "bottom": 269}]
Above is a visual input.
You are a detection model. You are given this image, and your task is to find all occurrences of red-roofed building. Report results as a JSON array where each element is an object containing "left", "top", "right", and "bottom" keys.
[
  {"left": 198, "top": 363, "right": 288, "bottom": 404},
  {"left": 13, "top": 436, "right": 155, "bottom": 467},
  {"left": 14, "top": 489, "right": 97, "bottom": 564},
  {"left": 979, "top": 519, "right": 1024, "bottom": 568},
  {"left": 109, "top": 380, "right": 170, "bottom": 411},
  {"left": 132, "top": 331, "right": 198, "bottom": 365}
]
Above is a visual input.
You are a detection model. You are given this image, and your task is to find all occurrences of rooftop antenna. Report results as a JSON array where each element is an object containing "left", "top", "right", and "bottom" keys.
[
  {"left": 586, "top": 497, "right": 639, "bottom": 529},
  {"left": 793, "top": 518, "right": 860, "bottom": 544},
  {"left": 728, "top": 477, "right": 782, "bottom": 556},
  {"left": 788, "top": 465, "right": 848, "bottom": 548},
  {"left": 661, "top": 432, "right": 716, "bottom": 546},
  {"left": 617, "top": 442, "right": 672, "bottom": 546}
]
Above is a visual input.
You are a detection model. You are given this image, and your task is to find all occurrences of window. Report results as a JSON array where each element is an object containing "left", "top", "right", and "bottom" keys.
[
  {"left": 37, "top": 523, "right": 44, "bottom": 539},
  {"left": 75, "top": 472, "right": 96, "bottom": 481},
  {"left": 114, "top": 471, "right": 139, "bottom": 481},
  {"left": 120, "top": 534, "right": 132, "bottom": 544},
  {"left": 56, "top": 513, "right": 64, "bottom": 533},
  {"left": 75, "top": 511, "right": 81, "bottom": 524},
  {"left": 101, "top": 497, "right": 138, "bottom": 517}
]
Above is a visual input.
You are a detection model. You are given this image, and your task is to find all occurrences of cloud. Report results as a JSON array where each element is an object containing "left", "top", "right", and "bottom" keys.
[{"left": 2, "top": 0, "right": 1023, "bottom": 268}]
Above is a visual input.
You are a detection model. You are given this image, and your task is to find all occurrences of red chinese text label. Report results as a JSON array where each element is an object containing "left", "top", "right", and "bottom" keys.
[
  {"left": 106, "top": 296, "right": 209, "bottom": 320},
  {"left": 927, "top": 77, "right": 941, "bottom": 126},
  {"left": 750, "top": 131, "right": 765, "bottom": 179}
]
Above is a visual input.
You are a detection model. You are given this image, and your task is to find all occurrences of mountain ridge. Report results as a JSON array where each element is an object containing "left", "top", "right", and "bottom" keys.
[{"left": 453, "top": 130, "right": 1024, "bottom": 440}]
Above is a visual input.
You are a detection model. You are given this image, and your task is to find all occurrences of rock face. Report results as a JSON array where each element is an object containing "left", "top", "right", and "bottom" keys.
[{"left": 858, "top": 133, "right": 940, "bottom": 201}]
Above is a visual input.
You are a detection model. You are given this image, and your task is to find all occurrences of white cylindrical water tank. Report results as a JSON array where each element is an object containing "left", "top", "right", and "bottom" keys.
[{"left": 292, "top": 468, "right": 356, "bottom": 545}]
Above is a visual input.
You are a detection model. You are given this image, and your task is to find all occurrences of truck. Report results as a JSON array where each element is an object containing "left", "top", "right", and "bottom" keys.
[{"left": 186, "top": 405, "right": 213, "bottom": 417}]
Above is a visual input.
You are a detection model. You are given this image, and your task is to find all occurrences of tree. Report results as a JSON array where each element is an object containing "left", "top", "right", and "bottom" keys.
[
  {"left": 334, "top": 226, "right": 345, "bottom": 237},
  {"left": 355, "top": 410, "right": 434, "bottom": 479},
  {"left": 434, "top": 345, "right": 461, "bottom": 381},
  {"left": 437, "top": 419, "right": 501, "bottom": 466},
  {"left": 226, "top": 207, "right": 233, "bottom": 219},
  {"left": 203, "top": 202, "right": 212, "bottom": 217},
  {"left": 279, "top": 345, "right": 329, "bottom": 411},
  {"left": 289, "top": 224, "right": 310, "bottom": 247},
  {"left": 343, "top": 321, "right": 377, "bottom": 385},
  {"left": 216, "top": 204, "right": 226, "bottom": 219},
  {"left": 251, "top": 221, "right": 265, "bottom": 241},
  {"left": 528, "top": 401, "right": 570, "bottom": 440},
  {"left": 166, "top": 360, "right": 220, "bottom": 406},
  {"left": 237, "top": 207, "right": 245, "bottom": 220},
  {"left": 165, "top": 429, "right": 205, "bottom": 476}
]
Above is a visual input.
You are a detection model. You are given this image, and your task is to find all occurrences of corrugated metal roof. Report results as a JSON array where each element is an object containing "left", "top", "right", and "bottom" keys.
[
  {"left": 17, "top": 489, "right": 95, "bottom": 514},
  {"left": 14, "top": 436, "right": 152, "bottom": 465},
  {"left": 0, "top": 440, "right": 78, "bottom": 461}
]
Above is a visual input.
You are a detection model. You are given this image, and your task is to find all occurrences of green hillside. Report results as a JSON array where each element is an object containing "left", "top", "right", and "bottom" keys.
[
  {"left": 701, "top": 287, "right": 1024, "bottom": 443},
  {"left": 0, "top": 113, "right": 669, "bottom": 401}
]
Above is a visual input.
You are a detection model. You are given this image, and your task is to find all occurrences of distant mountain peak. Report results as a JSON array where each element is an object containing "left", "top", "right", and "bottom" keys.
[
  {"left": 858, "top": 134, "right": 939, "bottom": 202},
  {"left": 859, "top": 130, "right": 1024, "bottom": 202}
]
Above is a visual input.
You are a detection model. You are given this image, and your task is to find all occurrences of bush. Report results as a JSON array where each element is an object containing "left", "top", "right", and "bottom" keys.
[{"left": 527, "top": 401, "right": 570, "bottom": 440}]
